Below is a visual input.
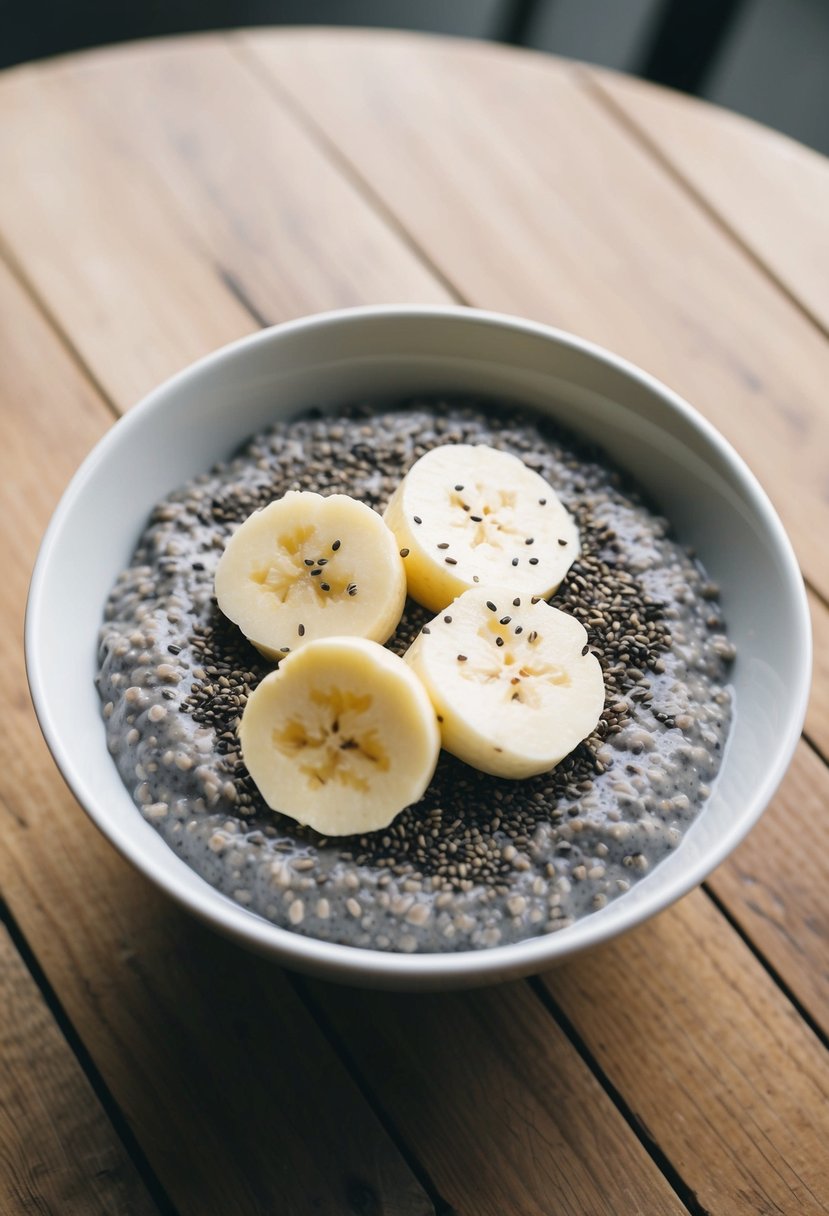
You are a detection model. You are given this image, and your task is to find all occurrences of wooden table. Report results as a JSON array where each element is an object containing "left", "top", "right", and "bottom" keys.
[{"left": 2, "top": 28, "right": 828, "bottom": 1216}]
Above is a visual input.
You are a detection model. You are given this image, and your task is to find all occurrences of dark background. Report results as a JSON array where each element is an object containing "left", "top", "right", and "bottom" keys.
[{"left": 3, "top": 0, "right": 828, "bottom": 156}]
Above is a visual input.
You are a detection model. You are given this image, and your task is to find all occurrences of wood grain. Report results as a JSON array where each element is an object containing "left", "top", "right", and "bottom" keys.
[
  {"left": 303, "top": 976, "right": 687, "bottom": 1216},
  {"left": 0, "top": 60, "right": 255, "bottom": 407},
  {"left": 0, "top": 36, "right": 448, "bottom": 413},
  {"left": 708, "top": 741, "right": 829, "bottom": 1035},
  {"left": 48, "top": 37, "right": 449, "bottom": 326},
  {"left": 587, "top": 69, "right": 829, "bottom": 336},
  {"left": 0, "top": 923, "right": 158, "bottom": 1216},
  {"left": 0, "top": 255, "right": 433, "bottom": 1216},
  {"left": 243, "top": 29, "right": 829, "bottom": 602},
  {"left": 543, "top": 890, "right": 829, "bottom": 1216}
]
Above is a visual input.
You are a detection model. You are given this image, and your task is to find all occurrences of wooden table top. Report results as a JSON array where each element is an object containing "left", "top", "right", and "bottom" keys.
[{"left": 2, "top": 27, "right": 828, "bottom": 1216}]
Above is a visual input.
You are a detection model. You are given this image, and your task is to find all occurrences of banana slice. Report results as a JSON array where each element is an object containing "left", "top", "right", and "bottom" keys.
[
  {"left": 215, "top": 491, "right": 406, "bottom": 661},
  {"left": 383, "top": 443, "right": 579, "bottom": 612},
  {"left": 405, "top": 587, "right": 604, "bottom": 779},
  {"left": 239, "top": 637, "right": 440, "bottom": 836}
]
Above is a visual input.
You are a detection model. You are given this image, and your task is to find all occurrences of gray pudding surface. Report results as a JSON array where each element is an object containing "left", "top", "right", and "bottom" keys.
[{"left": 98, "top": 401, "right": 735, "bottom": 953}]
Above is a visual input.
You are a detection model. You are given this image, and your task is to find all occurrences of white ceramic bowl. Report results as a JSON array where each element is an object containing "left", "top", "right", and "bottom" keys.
[{"left": 26, "top": 306, "right": 811, "bottom": 990}]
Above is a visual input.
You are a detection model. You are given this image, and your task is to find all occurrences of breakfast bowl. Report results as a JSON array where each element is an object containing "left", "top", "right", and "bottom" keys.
[{"left": 25, "top": 305, "right": 811, "bottom": 990}]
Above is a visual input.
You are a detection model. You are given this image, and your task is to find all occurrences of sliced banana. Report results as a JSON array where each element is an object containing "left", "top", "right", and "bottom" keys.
[
  {"left": 239, "top": 637, "right": 440, "bottom": 836},
  {"left": 383, "top": 443, "right": 579, "bottom": 613},
  {"left": 215, "top": 491, "right": 406, "bottom": 661},
  {"left": 405, "top": 587, "right": 605, "bottom": 779}
]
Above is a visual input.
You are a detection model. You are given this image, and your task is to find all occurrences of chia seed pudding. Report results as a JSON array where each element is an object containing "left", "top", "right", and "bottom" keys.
[{"left": 97, "top": 401, "right": 735, "bottom": 953}]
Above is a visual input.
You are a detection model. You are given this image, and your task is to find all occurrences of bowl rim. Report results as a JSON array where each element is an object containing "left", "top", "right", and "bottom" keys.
[{"left": 25, "top": 303, "right": 812, "bottom": 986}]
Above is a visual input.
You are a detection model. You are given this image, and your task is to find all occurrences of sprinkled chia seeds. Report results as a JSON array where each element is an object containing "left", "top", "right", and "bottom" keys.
[{"left": 97, "top": 400, "right": 735, "bottom": 953}]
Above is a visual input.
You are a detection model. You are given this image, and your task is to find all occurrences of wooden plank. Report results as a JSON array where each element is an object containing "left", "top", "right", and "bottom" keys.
[
  {"left": 242, "top": 29, "right": 829, "bottom": 602},
  {"left": 586, "top": 69, "right": 829, "bottom": 335},
  {"left": 0, "top": 922, "right": 159, "bottom": 1216},
  {"left": 0, "top": 255, "right": 434, "bottom": 1216},
  {"left": 303, "top": 976, "right": 688, "bottom": 1216},
  {"left": 42, "top": 37, "right": 449, "bottom": 327},
  {"left": 0, "top": 60, "right": 254, "bottom": 408},
  {"left": 0, "top": 37, "right": 448, "bottom": 412},
  {"left": 707, "top": 741, "right": 829, "bottom": 1034},
  {"left": 806, "top": 590, "right": 829, "bottom": 759},
  {"left": 542, "top": 890, "right": 829, "bottom": 1216}
]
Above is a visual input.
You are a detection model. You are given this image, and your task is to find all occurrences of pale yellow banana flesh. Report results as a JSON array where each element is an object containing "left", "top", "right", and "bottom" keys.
[
  {"left": 383, "top": 444, "right": 579, "bottom": 613},
  {"left": 405, "top": 587, "right": 605, "bottom": 779},
  {"left": 215, "top": 491, "right": 406, "bottom": 660},
  {"left": 239, "top": 637, "right": 441, "bottom": 836}
]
